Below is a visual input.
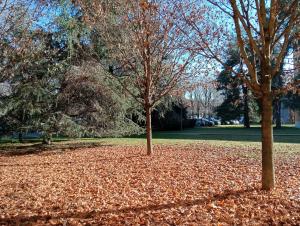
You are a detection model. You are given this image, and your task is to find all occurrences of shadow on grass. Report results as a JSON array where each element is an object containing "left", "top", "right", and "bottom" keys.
[
  {"left": 0, "top": 187, "right": 257, "bottom": 225},
  {"left": 0, "top": 138, "right": 70, "bottom": 144},
  {"left": 150, "top": 126, "right": 300, "bottom": 144},
  {"left": 0, "top": 142, "right": 112, "bottom": 157}
]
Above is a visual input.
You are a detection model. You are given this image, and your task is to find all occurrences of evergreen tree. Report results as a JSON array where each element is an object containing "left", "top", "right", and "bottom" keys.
[
  {"left": 216, "top": 69, "right": 243, "bottom": 123},
  {"left": 215, "top": 47, "right": 260, "bottom": 126},
  {"left": 0, "top": 0, "right": 144, "bottom": 142},
  {"left": 0, "top": 30, "right": 67, "bottom": 143}
]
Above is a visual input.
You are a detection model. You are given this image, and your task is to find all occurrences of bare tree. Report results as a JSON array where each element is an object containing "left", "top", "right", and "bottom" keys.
[
  {"left": 189, "top": 79, "right": 221, "bottom": 118},
  {"left": 178, "top": 0, "right": 300, "bottom": 190},
  {"left": 78, "top": 0, "right": 195, "bottom": 155}
]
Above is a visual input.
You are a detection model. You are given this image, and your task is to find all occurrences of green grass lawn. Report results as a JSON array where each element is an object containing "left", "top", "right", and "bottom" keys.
[
  {"left": 152, "top": 125, "right": 300, "bottom": 144},
  {"left": 0, "top": 125, "right": 299, "bottom": 155}
]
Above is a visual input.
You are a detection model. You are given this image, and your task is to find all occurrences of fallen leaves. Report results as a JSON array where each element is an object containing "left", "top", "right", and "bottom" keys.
[{"left": 0, "top": 143, "right": 299, "bottom": 225}]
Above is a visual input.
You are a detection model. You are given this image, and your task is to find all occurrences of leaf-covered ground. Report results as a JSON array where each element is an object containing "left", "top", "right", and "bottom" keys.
[{"left": 1, "top": 143, "right": 300, "bottom": 225}]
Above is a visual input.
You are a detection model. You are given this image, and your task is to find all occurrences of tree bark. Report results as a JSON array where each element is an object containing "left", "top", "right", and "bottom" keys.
[
  {"left": 197, "top": 103, "right": 200, "bottom": 118},
  {"left": 275, "top": 98, "right": 282, "bottom": 129},
  {"left": 180, "top": 104, "right": 183, "bottom": 131},
  {"left": 243, "top": 86, "right": 250, "bottom": 128},
  {"left": 43, "top": 136, "right": 52, "bottom": 145},
  {"left": 18, "top": 132, "right": 23, "bottom": 143},
  {"left": 261, "top": 93, "right": 275, "bottom": 190},
  {"left": 145, "top": 105, "right": 153, "bottom": 155}
]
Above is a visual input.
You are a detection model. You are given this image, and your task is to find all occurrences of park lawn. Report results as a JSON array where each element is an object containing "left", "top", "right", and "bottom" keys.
[
  {"left": 152, "top": 125, "right": 300, "bottom": 143},
  {"left": 0, "top": 125, "right": 299, "bottom": 156},
  {"left": 67, "top": 124, "right": 300, "bottom": 146},
  {"left": 72, "top": 125, "right": 300, "bottom": 156}
]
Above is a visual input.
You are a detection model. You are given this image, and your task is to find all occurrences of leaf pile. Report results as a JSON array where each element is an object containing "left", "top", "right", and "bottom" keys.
[{"left": 0, "top": 143, "right": 299, "bottom": 225}]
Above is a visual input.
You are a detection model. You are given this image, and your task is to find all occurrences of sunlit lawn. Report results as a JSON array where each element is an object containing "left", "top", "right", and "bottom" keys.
[{"left": 0, "top": 125, "right": 299, "bottom": 155}]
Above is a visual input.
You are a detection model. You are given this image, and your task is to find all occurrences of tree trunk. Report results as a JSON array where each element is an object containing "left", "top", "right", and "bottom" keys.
[
  {"left": 145, "top": 105, "right": 153, "bottom": 155},
  {"left": 43, "top": 137, "right": 52, "bottom": 145},
  {"left": 180, "top": 104, "right": 183, "bottom": 131},
  {"left": 243, "top": 86, "right": 250, "bottom": 128},
  {"left": 275, "top": 98, "right": 282, "bottom": 129},
  {"left": 18, "top": 132, "right": 23, "bottom": 143},
  {"left": 42, "top": 133, "right": 52, "bottom": 145},
  {"left": 261, "top": 93, "right": 275, "bottom": 190}
]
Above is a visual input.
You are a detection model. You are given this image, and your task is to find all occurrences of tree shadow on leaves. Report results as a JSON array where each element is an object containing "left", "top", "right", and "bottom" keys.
[
  {"left": 0, "top": 153, "right": 144, "bottom": 168},
  {"left": 0, "top": 187, "right": 257, "bottom": 225}
]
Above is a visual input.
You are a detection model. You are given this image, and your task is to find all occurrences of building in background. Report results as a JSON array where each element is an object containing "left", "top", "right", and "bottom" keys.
[
  {"left": 296, "top": 112, "right": 300, "bottom": 128},
  {"left": 280, "top": 104, "right": 294, "bottom": 124},
  {"left": 294, "top": 32, "right": 300, "bottom": 128}
]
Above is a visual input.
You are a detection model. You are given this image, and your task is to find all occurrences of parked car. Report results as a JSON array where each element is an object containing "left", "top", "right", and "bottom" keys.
[
  {"left": 203, "top": 118, "right": 215, "bottom": 126},
  {"left": 208, "top": 117, "right": 221, "bottom": 125},
  {"left": 239, "top": 116, "right": 244, "bottom": 124},
  {"left": 230, "top": 120, "right": 240, "bottom": 125},
  {"left": 222, "top": 120, "right": 230, "bottom": 125},
  {"left": 195, "top": 118, "right": 204, "bottom": 127},
  {"left": 195, "top": 117, "right": 214, "bottom": 127}
]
